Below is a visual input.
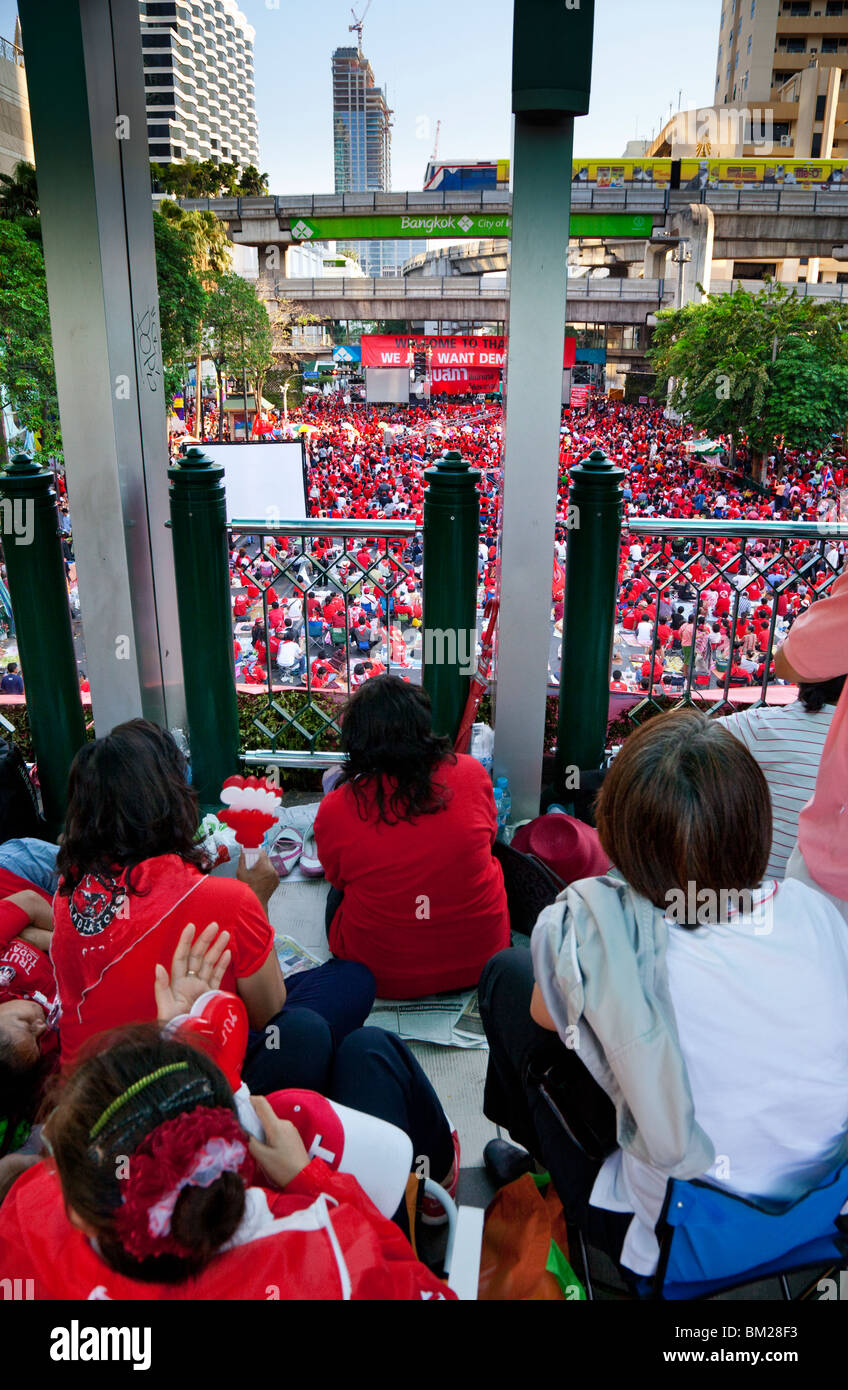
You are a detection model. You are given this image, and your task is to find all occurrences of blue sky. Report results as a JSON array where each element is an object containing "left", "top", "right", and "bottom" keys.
[{"left": 1, "top": 1, "right": 720, "bottom": 191}]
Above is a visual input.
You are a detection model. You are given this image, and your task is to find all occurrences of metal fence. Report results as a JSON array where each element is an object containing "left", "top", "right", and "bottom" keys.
[
  {"left": 270, "top": 276, "right": 508, "bottom": 301},
  {"left": 230, "top": 519, "right": 420, "bottom": 769},
  {"left": 612, "top": 519, "right": 848, "bottom": 727},
  {"left": 176, "top": 187, "right": 848, "bottom": 218},
  {"left": 0, "top": 35, "right": 24, "bottom": 66}
]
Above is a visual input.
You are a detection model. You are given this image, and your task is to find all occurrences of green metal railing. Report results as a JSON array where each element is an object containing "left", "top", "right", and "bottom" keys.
[
  {"left": 615, "top": 518, "right": 848, "bottom": 726},
  {"left": 230, "top": 520, "right": 419, "bottom": 771}
]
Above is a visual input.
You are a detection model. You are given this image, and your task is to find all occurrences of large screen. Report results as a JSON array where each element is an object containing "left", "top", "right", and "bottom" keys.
[{"left": 197, "top": 442, "right": 308, "bottom": 524}]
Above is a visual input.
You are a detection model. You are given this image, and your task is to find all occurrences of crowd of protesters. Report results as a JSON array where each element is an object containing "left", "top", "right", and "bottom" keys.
[
  {"left": 0, "top": 391, "right": 846, "bottom": 1300},
  {"left": 224, "top": 394, "right": 845, "bottom": 698}
]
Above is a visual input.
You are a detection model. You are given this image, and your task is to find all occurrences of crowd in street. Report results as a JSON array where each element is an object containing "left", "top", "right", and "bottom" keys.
[{"left": 226, "top": 395, "right": 845, "bottom": 698}]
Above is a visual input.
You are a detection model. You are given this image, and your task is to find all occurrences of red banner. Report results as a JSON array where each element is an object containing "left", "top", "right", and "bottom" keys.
[
  {"left": 429, "top": 367, "right": 500, "bottom": 395},
  {"left": 570, "top": 385, "right": 590, "bottom": 408},
  {"left": 362, "top": 333, "right": 576, "bottom": 370}
]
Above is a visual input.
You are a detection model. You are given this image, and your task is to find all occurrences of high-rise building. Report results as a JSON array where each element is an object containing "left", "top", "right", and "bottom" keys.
[
  {"left": 331, "top": 42, "right": 421, "bottom": 275},
  {"left": 650, "top": 1, "right": 848, "bottom": 161},
  {"left": 140, "top": 0, "right": 259, "bottom": 168},
  {"left": 711, "top": 0, "right": 848, "bottom": 156},
  {"left": 0, "top": 22, "right": 33, "bottom": 178}
]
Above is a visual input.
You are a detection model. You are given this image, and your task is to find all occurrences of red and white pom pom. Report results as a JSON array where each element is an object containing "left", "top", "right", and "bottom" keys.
[{"left": 218, "top": 775, "right": 282, "bottom": 865}]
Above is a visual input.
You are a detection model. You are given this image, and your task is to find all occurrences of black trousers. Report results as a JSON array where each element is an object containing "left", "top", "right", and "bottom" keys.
[{"left": 478, "top": 948, "right": 633, "bottom": 1262}]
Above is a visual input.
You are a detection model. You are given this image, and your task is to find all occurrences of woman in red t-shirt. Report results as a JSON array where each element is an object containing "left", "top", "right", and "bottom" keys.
[
  {"left": 315, "top": 677, "right": 510, "bottom": 998},
  {"left": 51, "top": 721, "right": 375, "bottom": 1093}
]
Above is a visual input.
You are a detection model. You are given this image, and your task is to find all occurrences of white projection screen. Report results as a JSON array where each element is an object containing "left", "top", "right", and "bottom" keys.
[
  {"left": 198, "top": 442, "right": 309, "bottom": 523},
  {"left": 365, "top": 367, "right": 410, "bottom": 404}
]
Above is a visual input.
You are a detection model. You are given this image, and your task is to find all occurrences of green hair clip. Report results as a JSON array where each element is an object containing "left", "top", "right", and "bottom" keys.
[{"left": 88, "top": 1062, "right": 190, "bottom": 1141}]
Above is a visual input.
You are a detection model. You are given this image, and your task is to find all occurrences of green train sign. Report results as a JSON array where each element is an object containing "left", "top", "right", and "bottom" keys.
[{"left": 289, "top": 213, "right": 654, "bottom": 242}]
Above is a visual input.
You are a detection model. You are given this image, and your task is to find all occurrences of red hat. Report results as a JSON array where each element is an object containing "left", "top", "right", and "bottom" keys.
[{"left": 512, "top": 813, "right": 610, "bottom": 884}]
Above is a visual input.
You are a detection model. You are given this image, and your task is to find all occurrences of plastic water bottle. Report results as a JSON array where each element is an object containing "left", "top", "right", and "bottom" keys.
[
  {"left": 493, "top": 787, "right": 504, "bottom": 838},
  {"left": 495, "top": 777, "right": 511, "bottom": 829},
  {"left": 170, "top": 728, "right": 192, "bottom": 785}
]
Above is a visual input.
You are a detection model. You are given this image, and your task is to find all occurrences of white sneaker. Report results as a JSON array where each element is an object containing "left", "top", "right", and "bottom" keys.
[{"left": 298, "top": 826, "right": 324, "bottom": 878}]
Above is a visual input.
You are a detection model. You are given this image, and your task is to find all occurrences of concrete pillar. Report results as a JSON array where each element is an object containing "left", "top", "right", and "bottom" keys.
[
  {"left": 494, "top": 114, "right": 575, "bottom": 819},
  {"left": 793, "top": 65, "right": 818, "bottom": 160},
  {"left": 17, "top": 0, "right": 186, "bottom": 734},
  {"left": 668, "top": 204, "right": 715, "bottom": 303}
]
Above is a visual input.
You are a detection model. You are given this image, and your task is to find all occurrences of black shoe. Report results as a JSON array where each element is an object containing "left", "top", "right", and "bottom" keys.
[{"left": 483, "top": 1138, "right": 534, "bottom": 1189}]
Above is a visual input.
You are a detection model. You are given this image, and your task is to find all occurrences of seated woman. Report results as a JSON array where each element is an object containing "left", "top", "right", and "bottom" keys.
[
  {"left": 0, "top": 1023, "right": 454, "bottom": 1299},
  {"left": 51, "top": 720, "right": 375, "bottom": 1095},
  {"left": 315, "top": 676, "right": 509, "bottom": 999},
  {"left": 479, "top": 710, "right": 848, "bottom": 1279},
  {"left": 0, "top": 878, "right": 60, "bottom": 1162}
]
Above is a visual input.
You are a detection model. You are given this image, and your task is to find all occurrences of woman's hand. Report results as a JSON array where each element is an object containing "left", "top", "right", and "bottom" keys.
[
  {"left": 247, "top": 1095, "right": 310, "bottom": 1189},
  {"left": 236, "top": 850, "right": 279, "bottom": 913},
  {"left": 154, "top": 921, "right": 232, "bottom": 1024}
]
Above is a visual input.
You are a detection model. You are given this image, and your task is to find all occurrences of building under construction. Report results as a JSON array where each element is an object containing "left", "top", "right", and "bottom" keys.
[{"left": 331, "top": 42, "right": 422, "bottom": 275}]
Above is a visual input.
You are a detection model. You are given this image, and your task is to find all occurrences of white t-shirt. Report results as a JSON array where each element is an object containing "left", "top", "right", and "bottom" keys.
[
  {"left": 590, "top": 879, "right": 848, "bottom": 1275},
  {"left": 636, "top": 620, "right": 653, "bottom": 646},
  {"left": 278, "top": 640, "right": 301, "bottom": 667},
  {"left": 629, "top": 544, "right": 643, "bottom": 562},
  {"left": 722, "top": 700, "right": 836, "bottom": 878}
]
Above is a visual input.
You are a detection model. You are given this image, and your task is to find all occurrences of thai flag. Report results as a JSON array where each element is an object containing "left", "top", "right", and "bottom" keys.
[{"left": 822, "top": 465, "right": 834, "bottom": 490}]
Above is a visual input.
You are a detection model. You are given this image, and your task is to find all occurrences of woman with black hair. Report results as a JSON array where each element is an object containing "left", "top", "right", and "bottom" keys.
[
  {"left": 51, "top": 720, "right": 376, "bottom": 1094},
  {"left": 0, "top": 1025, "right": 454, "bottom": 1299},
  {"left": 314, "top": 676, "right": 509, "bottom": 998}
]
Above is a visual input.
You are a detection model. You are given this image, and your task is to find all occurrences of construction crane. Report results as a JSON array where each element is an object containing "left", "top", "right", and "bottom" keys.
[
  {"left": 349, "top": 0, "right": 372, "bottom": 51},
  {"left": 430, "top": 119, "right": 441, "bottom": 166}
]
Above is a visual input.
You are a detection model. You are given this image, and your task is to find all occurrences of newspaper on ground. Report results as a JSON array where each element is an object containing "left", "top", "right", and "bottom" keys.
[
  {"left": 368, "top": 989, "right": 488, "bottom": 1049},
  {"left": 276, "top": 936, "right": 325, "bottom": 978}
]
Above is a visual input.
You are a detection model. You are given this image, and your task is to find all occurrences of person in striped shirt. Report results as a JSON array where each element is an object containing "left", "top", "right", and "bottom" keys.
[{"left": 721, "top": 673, "right": 846, "bottom": 880}]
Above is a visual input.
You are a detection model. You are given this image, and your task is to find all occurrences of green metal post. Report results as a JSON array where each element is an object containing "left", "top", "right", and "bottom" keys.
[
  {"left": 555, "top": 447, "right": 625, "bottom": 795},
  {"left": 168, "top": 448, "right": 240, "bottom": 810},
  {"left": 422, "top": 449, "right": 481, "bottom": 740},
  {"left": 0, "top": 453, "right": 87, "bottom": 835}
]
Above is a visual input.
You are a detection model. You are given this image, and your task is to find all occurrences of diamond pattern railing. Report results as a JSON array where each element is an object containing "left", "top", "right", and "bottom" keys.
[
  {"left": 229, "top": 519, "right": 420, "bottom": 768},
  {"left": 615, "top": 520, "right": 848, "bottom": 727}
]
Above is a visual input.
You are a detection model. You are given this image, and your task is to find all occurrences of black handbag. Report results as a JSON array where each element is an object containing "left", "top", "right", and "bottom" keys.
[
  {"left": 492, "top": 838, "right": 567, "bottom": 940},
  {"left": 0, "top": 737, "right": 49, "bottom": 843}
]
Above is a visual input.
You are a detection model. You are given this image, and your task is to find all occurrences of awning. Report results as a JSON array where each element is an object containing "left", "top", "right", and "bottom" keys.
[{"left": 223, "top": 394, "right": 274, "bottom": 413}]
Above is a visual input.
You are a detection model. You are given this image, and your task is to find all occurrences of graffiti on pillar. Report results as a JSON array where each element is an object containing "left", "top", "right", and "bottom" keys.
[{"left": 136, "top": 305, "right": 162, "bottom": 393}]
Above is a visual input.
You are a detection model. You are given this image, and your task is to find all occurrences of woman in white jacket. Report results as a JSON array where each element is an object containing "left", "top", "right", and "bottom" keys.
[{"left": 479, "top": 711, "right": 848, "bottom": 1279}]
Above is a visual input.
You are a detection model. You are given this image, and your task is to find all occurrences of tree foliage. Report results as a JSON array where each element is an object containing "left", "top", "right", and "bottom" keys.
[
  {"left": 152, "top": 210, "right": 206, "bottom": 400},
  {"left": 151, "top": 159, "right": 269, "bottom": 198},
  {"left": 648, "top": 281, "right": 848, "bottom": 460},
  {"left": 0, "top": 220, "right": 60, "bottom": 463},
  {"left": 0, "top": 161, "right": 39, "bottom": 221}
]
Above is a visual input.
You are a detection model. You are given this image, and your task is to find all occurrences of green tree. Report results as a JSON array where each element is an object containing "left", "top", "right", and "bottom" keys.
[
  {"left": 205, "top": 272, "right": 274, "bottom": 439},
  {"left": 0, "top": 160, "right": 39, "bottom": 221},
  {"left": 158, "top": 200, "right": 231, "bottom": 422},
  {"left": 648, "top": 281, "right": 848, "bottom": 476},
  {"left": 236, "top": 165, "right": 269, "bottom": 196},
  {"left": 152, "top": 209, "right": 206, "bottom": 400},
  {"left": 0, "top": 220, "right": 59, "bottom": 465}
]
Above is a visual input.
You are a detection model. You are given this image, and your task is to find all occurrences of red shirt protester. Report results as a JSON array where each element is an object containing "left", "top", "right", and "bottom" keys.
[
  {"left": 51, "top": 857, "right": 274, "bottom": 1065},
  {"left": 315, "top": 754, "right": 509, "bottom": 998}
]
